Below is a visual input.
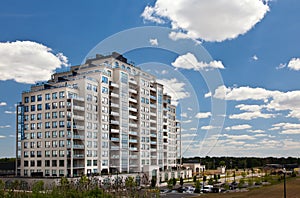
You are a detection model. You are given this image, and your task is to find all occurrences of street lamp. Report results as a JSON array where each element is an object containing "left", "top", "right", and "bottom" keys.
[{"left": 283, "top": 168, "right": 286, "bottom": 198}]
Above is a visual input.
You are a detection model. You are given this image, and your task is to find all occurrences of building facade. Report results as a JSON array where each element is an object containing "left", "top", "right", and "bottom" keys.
[{"left": 16, "top": 52, "right": 180, "bottom": 177}]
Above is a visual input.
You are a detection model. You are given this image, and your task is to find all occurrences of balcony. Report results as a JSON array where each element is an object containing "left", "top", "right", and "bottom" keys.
[
  {"left": 129, "top": 155, "right": 138, "bottom": 159},
  {"left": 150, "top": 104, "right": 157, "bottom": 109},
  {"left": 150, "top": 133, "right": 157, "bottom": 138},
  {"left": 129, "top": 115, "right": 137, "bottom": 120},
  {"left": 73, "top": 135, "right": 84, "bottom": 140},
  {"left": 73, "top": 125, "right": 85, "bottom": 130},
  {"left": 73, "top": 115, "right": 84, "bottom": 120},
  {"left": 129, "top": 88, "right": 137, "bottom": 94},
  {"left": 129, "top": 123, "right": 138, "bottom": 128},
  {"left": 111, "top": 93, "right": 119, "bottom": 98},
  {"left": 73, "top": 154, "right": 85, "bottom": 159},
  {"left": 150, "top": 119, "right": 156, "bottom": 123},
  {"left": 111, "top": 129, "right": 120, "bottom": 133},
  {"left": 73, "top": 105, "right": 85, "bottom": 111},
  {"left": 110, "top": 103, "right": 119, "bottom": 108},
  {"left": 129, "top": 139, "right": 138, "bottom": 143},
  {"left": 129, "top": 107, "right": 137, "bottom": 112},
  {"left": 150, "top": 87, "right": 156, "bottom": 91},
  {"left": 129, "top": 131, "right": 138, "bottom": 136},
  {"left": 111, "top": 155, "right": 120, "bottom": 159},
  {"left": 150, "top": 127, "right": 156, "bottom": 130},
  {"left": 73, "top": 144, "right": 84, "bottom": 149},
  {"left": 111, "top": 146, "right": 120, "bottom": 150},
  {"left": 68, "top": 96, "right": 84, "bottom": 102},
  {"left": 129, "top": 79, "right": 137, "bottom": 85},
  {"left": 111, "top": 137, "right": 120, "bottom": 142},
  {"left": 150, "top": 112, "right": 157, "bottom": 117},
  {"left": 110, "top": 120, "right": 119, "bottom": 125},
  {"left": 111, "top": 111, "right": 119, "bottom": 116},
  {"left": 129, "top": 147, "right": 138, "bottom": 151},
  {"left": 110, "top": 82, "right": 119, "bottom": 88},
  {"left": 151, "top": 141, "right": 157, "bottom": 145},
  {"left": 150, "top": 95, "right": 156, "bottom": 100},
  {"left": 150, "top": 148, "right": 157, "bottom": 152},
  {"left": 129, "top": 98, "right": 137, "bottom": 103}
]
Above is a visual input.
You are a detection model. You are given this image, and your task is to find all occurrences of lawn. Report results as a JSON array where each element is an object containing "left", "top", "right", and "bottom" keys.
[{"left": 195, "top": 177, "right": 300, "bottom": 198}]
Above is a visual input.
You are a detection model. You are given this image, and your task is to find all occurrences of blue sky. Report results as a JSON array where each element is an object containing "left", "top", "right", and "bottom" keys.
[{"left": 1, "top": 0, "right": 300, "bottom": 158}]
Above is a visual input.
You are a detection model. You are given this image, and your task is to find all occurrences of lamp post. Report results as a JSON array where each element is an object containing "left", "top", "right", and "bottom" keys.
[{"left": 283, "top": 168, "right": 286, "bottom": 198}]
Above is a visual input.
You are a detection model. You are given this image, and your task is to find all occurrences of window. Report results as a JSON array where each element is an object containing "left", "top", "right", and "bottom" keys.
[
  {"left": 52, "top": 112, "right": 57, "bottom": 119},
  {"left": 102, "top": 76, "right": 108, "bottom": 84},
  {"left": 30, "top": 151, "right": 35, "bottom": 157},
  {"left": 52, "top": 92, "right": 57, "bottom": 99},
  {"left": 87, "top": 83, "right": 92, "bottom": 90},
  {"left": 87, "top": 94, "right": 92, "bottom": 101},
  {"left": 24, "top": 142, "right": 28, "bottom": 148},
  {"left": 93, "top": 96, "right": 98, "bottom": 103},
  {"left": 30, "top": 160, "right": 35, "bottom": 167},
  {"left": 102, "top": 160, "right": 108, "bottom": 166},
  {"left": 59, "top": 160, "right": 64, "bottom": 167},
  {"left": 93, "top": 85, "right": 98, "bottom": 92},
  {"left": 102, "top": 151, "right": 108, "bottom": 157},
  {"left": 45, "top": 150, "right": 50, "bottom": 157},
  {"left": 24, "top": 106, "right": 29, "bottom": 112},
  {"left": 37, "top": 132, "right": 42, "bottom": 139},
  {"left": 45, "top": 160, "right": 50, "bottom": 167},
  {"left": 30, "top": 114, "right": 35, "bottom": 121},
  {"left": 37, "top": 94, "right": 42, "bottom": 101},
  {"left": 24, "top": 115, "right": 29, "bottom": 121},
  {"left": 59, "top": 140, "right": 64, "bottom": 147},
  {"left": 93, "top": 160, "right": 97, "bottom": 166},
  {"left": 37, "top": 141, "right": 41, "bottom": 148},
  {"left": 52, "top": 131, "right": 57, "bottom": 138},
  {"left": 45, "top": 113, "right": 50, "bottom": 120},
  {"left": 31, "top": 96, "right": 35, "bottom": 102},
  {"left": 101, "top": 87, "right": 108, "bottom": 94},
  {"left": 102, "top": 97, "right": 108, "bottom": 104},
  {"left": 52, "top": 169, "right": 57, "bottom": 176},
  {"left": 52, "top": 121, "right": 57, "bottom": 128},
  {"left": 59, "top": 111, "right": 65, "bottom": 118},
  {"left": 45, "top": 131, "right": 50, "bottom": 138},
  {"left": 37, "top": 113, "right": 42, "bottom": 120},
  {"left": 52, "top": 102, "right": 58, "bottom": 109},
  {"left": 45, "top": 141, "right": 51, "bottom": 148},
  {"left": 24, "top": 97, "right": 29, "bottom": 103},
  {"left": 52, "top": 150, "right": 57, "bottom": 157},
  {"left": 59, "top": 130, "right": 64, "bottom": 138},
  {"left": 59, "top": 150, "right": 64, "bottom": 157},
  {"left": 59, "top": 101, "right": 65, "bottom": 108},
  {"left": 24, "top": 161, "right": 29, "bottom": 167},
  {"left": 37, "top": 160, "right": 41, "bottom": 167},
  {"left": 87, "top": 160, "right": 92, "bottom": 166},
  {"left": 31, "top": 105, "right": 35, "bottom": 112},
  {"left": 30, "top": 132, "right": 35, "bottom": 139},
  {"left": 37, "top": 122, "right": 42, "bottom": 129},
  {"left": 45, "top": 93, "right": 50, "bottom": 100},
  {"left": 37, "top": 104, "right": 42, "bottom": 111},
  {"left": 52, "top": 160, "right": 57, "bottom": 167},
  {"left": 45, "top": 103, "right": 51, "bottom": 110},
  {"left": 59, "top": 121, "right": 64, "bottom": 128},
  {"left": 59, "top": 91, "right": 65, "bottom": 99},
  {"left": 24, "top": 151, "right": 29, "bottom": 158},
  {"left": 52, "top": 140, "right": 58, "bottom": 148}
]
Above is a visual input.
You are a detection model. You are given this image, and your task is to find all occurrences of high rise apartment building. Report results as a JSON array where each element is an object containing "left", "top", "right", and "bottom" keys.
[{"left": 16, "top": 52, "right": 180, "bottom": 177}]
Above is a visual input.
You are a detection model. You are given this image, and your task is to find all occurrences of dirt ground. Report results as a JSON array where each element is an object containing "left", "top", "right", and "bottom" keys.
[{"left": 196, "top": 177, "right": 300, "bottom": 198}]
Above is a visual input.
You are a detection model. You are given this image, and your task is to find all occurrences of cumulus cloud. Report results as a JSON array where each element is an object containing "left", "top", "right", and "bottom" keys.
[
  {"left": 4, "top": 111, "right": 16, "bottom": 114},
  {"left": 190, "top": 127, "right": 197, "bottom": 131},
  {"left": 252, "top": 55, "right": 259, "bottom": 61},
  {"left": 0, "top": 135, "right": 6, "bottom": 139},
  {"left": 149, "top": 38, "right": 158, "bottom": 46},
  {"left": 229, "top": 104, "right": 275, "bottom": 120},
  {"left": 195, "top": 112, "right": 212, "bottom": 119},
  {"left": 225, "top": 124, "right": 252, "bottom": 131},
  {"left": 141, "top": 0, "right": 270, "bottom": 42},
  {"left": 0, "top": 102, "right": 7, "bottom": 106},
  {"left": 181, "top": 133, "right": 197, "bottom": 138},
  {"left": 172, "top": 52, "right": 225, "bottom": 71},
  {"left": 0, "top": 125, "right": 11, "bottom": 129},
  {"left": 157, "top": 78, "right": 190, "bottom": 105},
  {"left": 248, "top": 129, "right": 265, "bottom": 133},
  {"left": 287, "top": 58, "right": 300, "bottom": 71},
  {"left": 201, "top": 125, "right": 218, "bottom": 130},
  {"left": 180, "top": 112, "right": 188, "bottom": 118},
  {"left": 223, "top": 134, "right": 256, "bottom": 140},
  {"left": 0, "top": 41, "right": 68, "bottom": 84}
]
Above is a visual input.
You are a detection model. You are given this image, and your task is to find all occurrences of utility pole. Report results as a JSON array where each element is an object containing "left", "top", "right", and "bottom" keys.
[{"left": 283, "top": 168, "right": 286, "bottom": 198}]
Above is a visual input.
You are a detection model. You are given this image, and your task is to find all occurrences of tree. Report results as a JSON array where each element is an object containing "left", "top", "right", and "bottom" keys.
[
  {"left": 208, "top": 178, "right": 214, "bottom": 185},
  {"left": 167, "top": 179, "right": 173, "bottom": 189},
  {"left": 219, "top": 160, "right": 226, "bottom": 167},
  {"left": 0, "top": 179, "right": 4, "bottom": 197},
  {"left": 172, "top": 178, "right": 176, "bottom": 187},
  {"left": 180, "top": 177, "right": 184, "bottom": 187},
  {"left": 194, "top": 180, "right": 201, "bottom": 193}
]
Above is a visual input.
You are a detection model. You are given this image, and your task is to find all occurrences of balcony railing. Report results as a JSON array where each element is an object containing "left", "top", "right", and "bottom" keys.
[
  {"left": 73, "top": 105, "right": 85, "bottom": 111},
  {"left": 111, "top": 129, "right": 120, "bottom": 133},
  {"left": 129, "top": 131, "right": 138, "bottom": 136}
]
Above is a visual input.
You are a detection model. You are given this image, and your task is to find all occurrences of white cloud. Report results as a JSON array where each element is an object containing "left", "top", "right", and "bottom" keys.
[
  {"left": 141, "top": 0, "right": 269, "bottom": 42},
  {"left": 195, "top": 112, "right": 212, "bottom": 119},
  {"left": 182, "top": 120, "right": 192, "bottom": 123},
  {"left": 0, "top": 135, "right": 6, "bottom": 139},
  {"left": 204, "top": 92, "right": 212, "bottom": 98},
  {"left": 280, "top": 129, "right": 300, "bottom": 135},
  {"left": 4, "top": 110, "right": 16, "bottom": 114},
  {"left": 252, "top": 55, "right": 258, "bottom": 61},
  {"left": 213, "top": 85, "right": 277, "bottom": 101},
  {"left": 235, "top": 104, "right": 263, "bottom": 112},
  {"left": 149, "top": 38, "right": 158, "bottom": 46},
  {"left": 225, "top": 124, "right": 252, "bottom": 131},
  {"left": 287, "top": 58, "right": 300, "bottom": 71},
  {"left": 187, "top": 107, "right": 193, "bottom": 111},
  {"left": 201, "top": 125, "right": 218, "bottom": 130},
  {"left": 0, "top": 102, "right": 7, "bottom": 106},
  {"left": 0, "top": 125, "right": 11, "bottom": 129},
  {"left": 0, "top": 41, "right": 68, "bottom": 84},
  {"left": 141, "top": 6, "right": 165, "bottom": 24},
  {"left": 276, "top": 63, "right": 286, "bottom": 70},
  {"left": 248, "top": 129, "right": 265, "bottom": 133},
  {"left": 181, "top": 133, "right": 197, "bottom": 138},
  {"left": 223, "top": 134, "right": 256, "bottom": 140},
  {"left": 190, "top": 127, "right": 197, "bottom": 131},
  {"left": 157, "top": 78, "right": 190, "bottom": 105},
  {"left": 229, "top": 111, "right": 275, "bottom": 120},
  {"left": 172, "top": 52, "right": 225, "bottom": 71},
  {"left": 180, "top": 112, "right": 188, "bottom": 118}
]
